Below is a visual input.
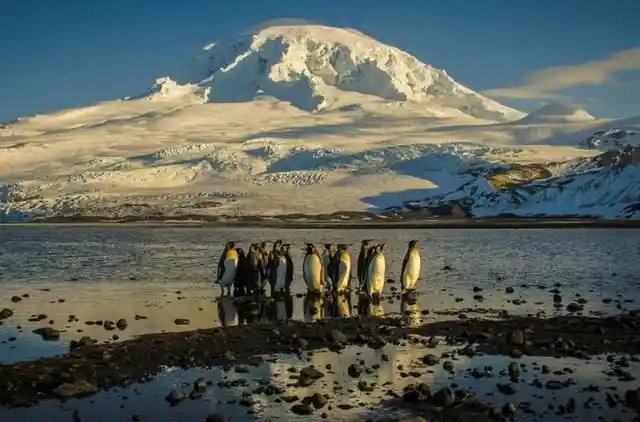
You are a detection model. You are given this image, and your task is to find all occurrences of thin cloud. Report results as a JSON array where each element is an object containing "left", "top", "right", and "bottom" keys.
[{"left": 483, "top": 47, "right": 640, "bottom": 100}]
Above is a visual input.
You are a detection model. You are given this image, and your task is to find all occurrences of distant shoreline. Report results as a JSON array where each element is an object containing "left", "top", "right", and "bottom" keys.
[{"left": 2, "top": 217, "right": 640, "bottom": 229}]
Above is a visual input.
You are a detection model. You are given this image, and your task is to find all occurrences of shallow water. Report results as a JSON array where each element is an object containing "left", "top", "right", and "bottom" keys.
[{"left": 1, "top": 227, "right": 640, "bottom": 421}]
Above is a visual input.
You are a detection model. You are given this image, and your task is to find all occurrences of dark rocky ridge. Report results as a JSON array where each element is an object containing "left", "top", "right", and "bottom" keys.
[{"left": 1, "top": 312, "right": 640, "bottom": 408}]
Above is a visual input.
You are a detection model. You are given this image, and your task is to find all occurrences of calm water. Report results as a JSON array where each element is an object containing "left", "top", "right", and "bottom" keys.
[{"left": 1, "top": 227, "right": 640, "bottom": 421}]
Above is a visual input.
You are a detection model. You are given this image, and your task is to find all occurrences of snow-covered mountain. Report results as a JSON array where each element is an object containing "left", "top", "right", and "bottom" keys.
[
  {"left": 0, "top": 23, "right": 638, "bottom": 221},
  {"left": 516, "top": 103, "right": 595, "bottom": 124},
  {"left": 171, "top": 24, "right": 524, "bottom": 121}
]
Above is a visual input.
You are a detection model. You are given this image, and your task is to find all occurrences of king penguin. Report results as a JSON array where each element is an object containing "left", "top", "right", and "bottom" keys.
[
  {"left": 247, "top": 244, "right": 264, "bottom": 294},
  {"left": 332, "top": 244, "right": 352, "bottom": 294},
  {"left": 282, "top": 244, "right": 294, "bottom": 292},
  {"left": 365, "top": 244, "right": 387, "bottom": 299},
  {"left": 258, "top": 241, "right": 270, "bottom": 284},
  {"left": 321, "top": 243, "right": 334, "bottom": 289},
  {"left": 357, "top": 239, "right": 374, "bottom": 292},
  {"left": 267, "top": 240, "right": 283, "bottom": 291},
  {"left": 217, "top": 241, "right": 239, "bottom": 296},
  {"left": 302, "top": 243, "right": 324, "bottom": 295},
  {"left": 400, "top": 240, "right": 421, "bottom": 292},
  {"left": 272, "top": 249, "right": 288, "bottom": 295}
]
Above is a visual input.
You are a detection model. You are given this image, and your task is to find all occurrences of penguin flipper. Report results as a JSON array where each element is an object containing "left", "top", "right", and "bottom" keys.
[{"left": 400, "top": 251, "right": 410, "bottom": 287}]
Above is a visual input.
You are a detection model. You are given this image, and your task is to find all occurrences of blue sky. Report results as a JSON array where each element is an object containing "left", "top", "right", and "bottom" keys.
[{"left": 1, "top": 0, "right": 638, "bottom": 121}]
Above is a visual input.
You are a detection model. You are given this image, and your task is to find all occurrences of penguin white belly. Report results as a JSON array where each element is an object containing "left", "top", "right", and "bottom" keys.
[
  {"left": 321, "top": 251, "right": 332, "bottom": 284},
  {"left": 335, "top": 254, "right": 351, "bottom": 293},
  {"left": 401, "top": 250, "right": 421, "bottom": 290},
  {"left": 366, "top": 255, "right": 386, "bottom": 296},
  {"left": 219, "top": 256, "right": 238, "bottom": 287},
  {"left": 303, "top": 254, "right": 323, "bottom": 293},
  {"left": 273, "top": 256, "right": 287, "bottom": 293}
]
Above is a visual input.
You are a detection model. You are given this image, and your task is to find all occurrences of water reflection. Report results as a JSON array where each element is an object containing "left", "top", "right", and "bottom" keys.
[
  {"left": 213, "top": 292, "right": 404, "bottom": 327},
  {"left": 303, "top": 294, "right": 325, "bottom": 322},
  {"left": 357, "top": 294, "right": 386, "bottom": 317},
  {"left": 401, "top": 292, "right": 421, "bottom": 327}
]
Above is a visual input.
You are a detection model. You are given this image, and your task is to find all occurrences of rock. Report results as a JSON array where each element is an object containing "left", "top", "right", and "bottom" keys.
[
  {"left": 174, "top": 318, "right": 190, "bottom": 325},
  {"left": 194, "top": 377, "right": 209, "bottom": 392},
  {"left": 32, "top": 327, "right": 60, "bottom": 341},
  {"left": 291, "top": 403, "right": 313, "bottom": 415},
  {"left": 204, "top": 413, "right": 225, "bottom": 422},
  {"left": 0, "top": 308, "right": 14, "bottom": 319},
  {"left": 134, "top": 314, "right": 147, "bottom": 320},
  {"left": 70, "top": 336, "right": 97, "bottom": 349},
  {"left": 165, "top": 390, "right": 185, "bottom": 405},
  {"left": 10, "top": 296, "right": 22, "bottom": 303},
  {"left": 502, "top": 402, "right": 517, "bottom": 416},
  {"left": 505, "top": 287, "right": 514, "bottom": 294},
  {"left": 347, "top": 364, "right": 362, "bottom": 378},
  {"left": 507, "top": 330, "right": 524, "bottom": 345},
  {"left": 431, "top": 387, "right": 455, "bottom": 407},
  {"left": 422, "top": 354, "right": 439, "bottom": 366},
  {"left": 300, "top": 366, "right": 324, "bottom": 380},
  {"left": 443, "top": 361, "right": 454, "bottom": 372},
  {"left": 116, "top": 319, "right": 128, "bottom": 330},
  {"left": 52, "top": 380, "right": 98, "bottom": 398},
  {"left": 567, "top": 303, "right": 583, "bottom": 312},
  {"left": 310, "top": 392, "right": 327, "bottom": 409},
  {"left": 103, "top": 321, "right": 115, "bottom": 330},
  {"left": 553, "top": 294, "right": 562, "bottom": 303},
  {"left": 328, "top": 329, "right": 348, "bottom": 345}
]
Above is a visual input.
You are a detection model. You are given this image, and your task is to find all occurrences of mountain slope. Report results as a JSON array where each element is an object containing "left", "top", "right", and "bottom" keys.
[
  {"left": 0, "top": 22, "right": 637, "bottom": 221},
  {"left": 391, "top": 147, "right": 640, "bottom": 218}
]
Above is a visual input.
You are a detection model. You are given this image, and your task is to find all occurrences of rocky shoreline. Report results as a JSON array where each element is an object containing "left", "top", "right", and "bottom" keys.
[{"left": 1, "top": 311, "right": 640, "bottom": 413}]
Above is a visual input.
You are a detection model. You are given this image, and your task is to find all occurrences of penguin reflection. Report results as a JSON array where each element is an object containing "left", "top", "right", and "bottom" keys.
[
  {"left": 217, "top": 296, "right": 238, "bottom": 327},
  {"left": 331, "top": 293, "right": 352, "bottom": 318},
  {"left": 357, "top": 294, "right": 385, "bottom": 317},
  {"left": 236, "top": 299, "right": 261, "bottom": 325},
  {"left": 401, "top": 292, "right": 421, "bottom": 328},
  {"left": 272, "top": 294, "right": 293, "bottom": 322},
  {"left": 303, "top": 293, "right": 325, "bottom": 323}
]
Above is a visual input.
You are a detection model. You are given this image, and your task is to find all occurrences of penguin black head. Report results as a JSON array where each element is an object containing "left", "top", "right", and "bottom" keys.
[
  {"left": 305, "top": 244, "right": 315, "bottom": 254},
  {"left": 361, "top": 239, "right": 373, "bottom": 247},
  {"left": 226, "top": 241, "right": 235, "bottom": 249},
  {"left": 259, "top": 241, "right": 267, "bottom": 248},
  {"left": 274, "top": 239, "right": 283, "bottom": 246},
  {"left": 324, "top": 243, "right": 332, "bottom": 249},
  {"left": 338, "top": 244, "right": 349, "bottom": 250},
  {"left": 282, "top": 243, "right": 291, "bottom": 252},
  {"left": 377, "top": 243, "right": 387, "bottom": 252},
  {"left": 236, "top": 248, "right": 245, "bottom": 256},
  {"left": 408, "top": 240, "right": 418, "bottom": 248}
]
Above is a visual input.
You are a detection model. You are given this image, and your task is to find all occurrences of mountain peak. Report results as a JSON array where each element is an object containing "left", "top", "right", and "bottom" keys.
[
  {"left": 168, "top": 22, "right": 524, "bottom": 121},
  {"left": 518, "top": 102, "right": 595, "bottom": 124}
]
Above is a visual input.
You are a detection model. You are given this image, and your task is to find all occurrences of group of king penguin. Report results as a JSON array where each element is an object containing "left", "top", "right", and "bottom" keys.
[{"left": 215, "top": 238, "right": 422, "bottom": 300}]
